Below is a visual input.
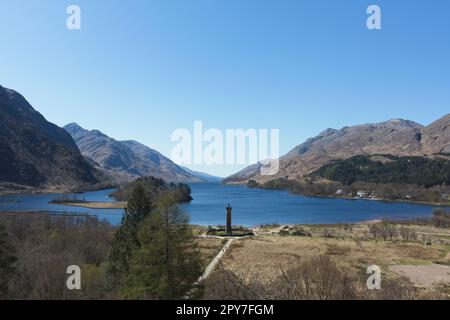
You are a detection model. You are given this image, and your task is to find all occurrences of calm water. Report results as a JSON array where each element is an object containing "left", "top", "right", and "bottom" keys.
[
  {"left": 0, "top": 184, "right": 444, "bottom": 226},
  {"left": 0, "top": 189, "right": 124, "bottom": 225},
  {"left": 181, "top": 183, "right": 442, "bottom": 225}
]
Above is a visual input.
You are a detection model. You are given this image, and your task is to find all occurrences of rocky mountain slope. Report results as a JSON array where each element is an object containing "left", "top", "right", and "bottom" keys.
[
  {"left": 64, "top": 123, "right": 204, "bottom": 183},
  {"left": 0, "top": 85, "right": 105, "bottom": 192},
  {"left": 225, "top": 115, "right": 450, "bottom": 184},
  {"left": 420, "top": 114, "right": 450, "bottom": 155}
]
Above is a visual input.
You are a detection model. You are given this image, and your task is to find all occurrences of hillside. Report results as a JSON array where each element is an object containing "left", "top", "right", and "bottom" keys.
[
  {"left": 312, "top": 155, "right": 450, "bottom": 187},
  {"left": 225, "top": 115, "right": 450, "bottom": 184},
  {"left": 0, "top": 85, "right": 105, "bottom": 192},
  {"left": 64, "top": 123, "right": 203, "bottom": 183}
]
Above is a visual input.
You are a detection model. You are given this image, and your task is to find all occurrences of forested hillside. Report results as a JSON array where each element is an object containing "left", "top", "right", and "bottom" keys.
[{"left": 313, "top": 155, "right": 450, "bottom": 187}]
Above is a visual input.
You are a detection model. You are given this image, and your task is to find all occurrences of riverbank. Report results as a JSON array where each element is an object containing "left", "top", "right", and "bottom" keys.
[
  {"left": 250, "top": 185, "right": 450, "bottom": 207},
  {"left": 324, "top": 194, "right": 450, "bottom": 207},
  {"left": 0, "top": 177, "right": 120, "bottom": 195}
]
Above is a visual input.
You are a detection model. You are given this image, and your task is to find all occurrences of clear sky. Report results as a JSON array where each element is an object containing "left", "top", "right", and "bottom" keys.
[{"left": 1, "top": 0, "right": 449, "bottom": 177}]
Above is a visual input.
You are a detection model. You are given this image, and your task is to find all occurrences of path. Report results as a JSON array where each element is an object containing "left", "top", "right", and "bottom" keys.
[
  {"left": 184, "top": 238, "right": 236, "bottom": 299},
  {"left": 198, "top": 238, "right": 235, "bottom": 283}
]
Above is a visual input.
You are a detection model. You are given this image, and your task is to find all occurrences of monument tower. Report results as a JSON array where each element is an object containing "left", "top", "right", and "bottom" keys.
[{"left": 226, "top": 203, "right": 232, "bottom": 235}]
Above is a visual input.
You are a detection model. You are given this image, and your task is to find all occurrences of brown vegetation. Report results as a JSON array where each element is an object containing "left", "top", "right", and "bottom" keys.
[
  {"left": 203, "top": 220, "right": 450, "bottom": 300},
  {"left": 0, "top": 213, "right": 115, "bottom": 299}
]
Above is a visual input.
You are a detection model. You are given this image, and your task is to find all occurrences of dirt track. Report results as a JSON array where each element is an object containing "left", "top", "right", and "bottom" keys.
[{"left": 198, "top": 239, "right": 235, "bottom": 282}]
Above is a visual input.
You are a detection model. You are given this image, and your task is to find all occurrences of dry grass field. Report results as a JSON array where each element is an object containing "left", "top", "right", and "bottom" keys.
[
  {"left": 204, "top": 222, "right": 450, "bottom": 299},
  {"left": 195, "top": 237, "right": 227, "bottom": 268}
]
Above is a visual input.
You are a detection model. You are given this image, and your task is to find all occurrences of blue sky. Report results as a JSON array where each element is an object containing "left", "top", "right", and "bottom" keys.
[{"left": 1, "top": 0, "right": 449, "bottom": 177}]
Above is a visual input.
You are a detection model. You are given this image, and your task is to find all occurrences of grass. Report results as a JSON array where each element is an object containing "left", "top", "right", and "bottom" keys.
[
  {"left": 397, "top": 257, "right": 433, "bottom": 266},
  {"left": 209, "top": 221, "right": 450, "bottom": 296},
  {"left": 195, "top": 237, "right": 226, "bottom": 268}
]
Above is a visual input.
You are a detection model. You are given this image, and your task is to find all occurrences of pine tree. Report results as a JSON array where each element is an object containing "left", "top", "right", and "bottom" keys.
[
  {"left": 0, "top": 224, "right": 16, "bottom": 298},
  {"left": 123, "top": 194, "right": 202, "bottom": 299},
  {"left": 107, "top": 185, "right": 153, "bottom": 284}
]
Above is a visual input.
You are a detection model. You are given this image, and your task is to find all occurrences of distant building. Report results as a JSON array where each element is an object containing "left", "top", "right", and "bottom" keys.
[
  {"left": 226, "top": 203, "right": 232, "bottom": 235},
  {"left": 336, "top": 189, "right": 344, "bottom": 195},
  {"left": 357, "top": 191, "right": 367, "bottom": 198},
  {"left": 442, "top": 194, "right": 448, "bottom": 200}
]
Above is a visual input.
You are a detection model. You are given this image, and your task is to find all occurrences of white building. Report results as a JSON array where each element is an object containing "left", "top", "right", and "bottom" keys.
[{"left": 357, "top": 191, "right": 367, "bottom": 198}]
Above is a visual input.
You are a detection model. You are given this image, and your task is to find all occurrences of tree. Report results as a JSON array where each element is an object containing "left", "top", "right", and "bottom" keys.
[
  {"left": 107, "top": 185, "right": 153, "bottom": 284},
  {"left": 0, "top": 224, "right": 16, "bottom": 298},
  {"left": 247, "top": 180, "right": 259, "bottom": 188},
  {"left": 368, "top": 224, "right": 381, "bottom": 239},
  {"left": 432, "top": 208, "right": 450, "bottom": 228},
  {"left": 111, "top": 176, "right": 192, "bottom": 202},
  {"left": 380, "top": 221, "right": 396, "bottom": 241},
  {"left": 123, "top": 194, "right": 202, "bottom": 299}
]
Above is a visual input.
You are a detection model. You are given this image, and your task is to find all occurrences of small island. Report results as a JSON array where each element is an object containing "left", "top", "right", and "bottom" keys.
[
  {"left": 49, "top": 197, "right": 126, "bottom": 209},
  {"left": 49, "top": 176, "right": 193, "bottom": 210},
  {"left": 67, "top": 202, "right": 126, "bottom": 209}
]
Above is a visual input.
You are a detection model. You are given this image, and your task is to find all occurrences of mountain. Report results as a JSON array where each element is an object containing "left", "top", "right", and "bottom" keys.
[
  {"left": 0, "top": 85, "right": 104, "bottom": 192},
  {"left": 64, "top": 123, "right": 204, "bottom": 183},
  {"left": 420, "top": 114, "right": 450, "bottom": 155},
  {"left": 224, "top": 115, "right": 450, "bottom": 184},
  {"left": 180, "top": 166, "right": 222, "bottom": 182}
]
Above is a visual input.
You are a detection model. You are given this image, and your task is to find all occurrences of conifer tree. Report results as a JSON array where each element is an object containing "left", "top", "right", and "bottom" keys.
[
  {"left": 123, "top": 194, "right": 202, "bottom": 299},
  {"left": 107, "top": 185, "right": 153, "bottom": 283}
]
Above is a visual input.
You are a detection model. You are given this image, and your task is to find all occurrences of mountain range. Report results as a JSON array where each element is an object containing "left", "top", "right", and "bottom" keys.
[
  {"left": 0, "top": 85, "right": 107, "bottom": 192},
  {"left": 224, "top": 115, "right": 450, "bottom": 184},
  {"left": 0, "top": 85, "right": 219, "bottom": 193},
  {"left": 2, "top": 84, "right": 449, "bottom": 192},
  {"left": 64, "top": 123, "right": 210, "bottom": 184}
]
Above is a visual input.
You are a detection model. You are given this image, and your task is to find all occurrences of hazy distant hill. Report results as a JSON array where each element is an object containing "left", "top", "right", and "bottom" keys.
[
  {"left": 0, "top": 85, "right": 104, "bottom": 192},
  {"left": 225, "top": 115, "right": 450, "bottom": 184},
  {"left": 64, "top": 123, "right": 204, "bottom": 183},
  {"left": 181, "top": 166, "right": 222, "bottom": 182}
]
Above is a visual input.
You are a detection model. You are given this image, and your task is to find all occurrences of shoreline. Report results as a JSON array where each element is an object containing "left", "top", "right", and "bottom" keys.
[
  {"left": 0, "top": 211, "right": 432, "bottom": 227},
  {"left": 49, "top": 201, "right": 126, "bottom": 209},
  {"left": 0, "top": 185, "right": 118, "bottom": 196},
  {"left": 323, "top": 194, "right": 450, "bottom": 207},
  {"left": 0, "top": 211, "right": 440, "bottom": 230},
  {"left": 251, "top": 186, "right": 450, "bottom": 207},
  {"left": 2, "top": 184, "right": 449, "bottom": 207}
]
